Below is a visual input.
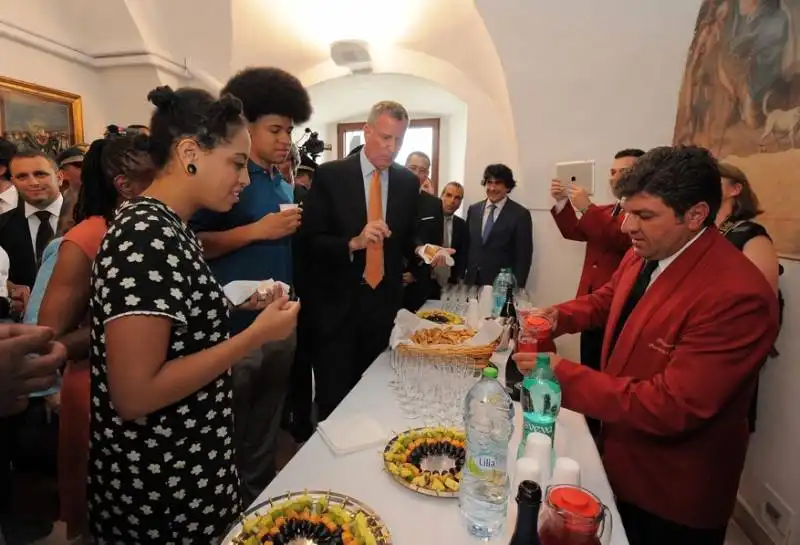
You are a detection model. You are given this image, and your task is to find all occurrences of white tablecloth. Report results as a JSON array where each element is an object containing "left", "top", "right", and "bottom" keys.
[{"left": 255, "top": 351, "right": 628, "bottom": 544}]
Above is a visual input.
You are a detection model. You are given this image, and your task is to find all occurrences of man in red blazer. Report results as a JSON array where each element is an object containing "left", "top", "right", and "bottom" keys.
[
  {"left": 550, "top": 148, "right": 644, "bottom": 375},
  {"left": 517, "top": 146, "right": 779, "bottom": 545}
]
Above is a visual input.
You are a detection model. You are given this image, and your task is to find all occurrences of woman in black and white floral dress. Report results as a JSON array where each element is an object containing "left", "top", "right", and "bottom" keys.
[{"left": 87, "top": 86, "right": 300, "bottom": 544}]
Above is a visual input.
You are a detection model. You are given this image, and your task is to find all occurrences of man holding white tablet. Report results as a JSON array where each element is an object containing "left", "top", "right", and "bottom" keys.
[{"left": 550, "top": 149, "right": 644, "bottom": 408}]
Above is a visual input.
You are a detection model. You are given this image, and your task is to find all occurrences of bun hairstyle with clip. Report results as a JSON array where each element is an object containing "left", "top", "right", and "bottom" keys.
[
  {"left": 146, "top": 85, "right": 246, "bottom": 171},
  {"left": 73, "top": 129, "right": 156, "bottom": 225}
]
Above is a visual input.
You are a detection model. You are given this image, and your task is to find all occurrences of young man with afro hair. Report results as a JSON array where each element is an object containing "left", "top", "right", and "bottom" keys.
[{"left": 189, "top": 67, "right": 312, "bottom": 506}]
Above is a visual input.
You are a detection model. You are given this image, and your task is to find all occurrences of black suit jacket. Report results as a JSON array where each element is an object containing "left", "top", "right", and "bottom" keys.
[
  {"left": 293, "top": 183, "right": 310, "bottom": 206},
  {"left": 465, "top": 198, "right": 533, "bottom": 286},
  {"left": 0, "top": 201, "right": 39, "bottom": 288},
  {"left": 301, "top": 154, "right": 422, "bottom": 328},
  {"left": 403, "top": 191, "right": 444, "bottom": 311},
  {"left": 449, "top": 214, "right": 468, "bottom": 283}
]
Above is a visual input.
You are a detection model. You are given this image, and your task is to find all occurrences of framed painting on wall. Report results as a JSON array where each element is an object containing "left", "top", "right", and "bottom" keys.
[
  {"left": 0, "top": 76, "right": 84, "bottom": 157},
  {"left": 674, "top": 0, "right": 800, "bottom": 259}
]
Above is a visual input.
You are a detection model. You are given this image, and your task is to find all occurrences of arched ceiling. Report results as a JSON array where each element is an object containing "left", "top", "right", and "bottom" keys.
[
  {"left": 1, "top": 0, "right": 511, "bottom": 113},
  {"left": 0, "top": 0, "right": 517, "bottom": 166},
  {"left": 306, "top": 73, "right": 466, "bottom": 126}
]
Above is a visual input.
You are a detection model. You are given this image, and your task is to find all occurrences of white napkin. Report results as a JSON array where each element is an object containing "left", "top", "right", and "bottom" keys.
[
  {"left": 416, "top": 244, "right": 455, "bottom": 267},
  {"left": 317, "top": 413, "right": 388, "bottom": 456},
  {"left": 389, "top": 309, "right": 503, "bottom": 349},
  {"left": 222, "top": 279, "right": 290, "bottom": 306}
]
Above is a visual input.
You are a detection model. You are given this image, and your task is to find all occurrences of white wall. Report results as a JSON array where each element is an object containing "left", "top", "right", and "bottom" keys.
[
  {"left": 0, "top": 37, "right": 109, "bottom": 143},
  {"left": 301, "top": 73, "right": 470, "bottom": 186},
  {"left": 478, "top": 0, "right": 800, "bottom": 542}
]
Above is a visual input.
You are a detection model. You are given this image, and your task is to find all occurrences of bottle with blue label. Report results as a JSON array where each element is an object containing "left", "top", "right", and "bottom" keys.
[
  {"left": 518, "top": 353, "right": 562, "bottom": 459},
  {"left": 458, "top": 367, "right": 515, "bottom": 540},
  {"left": 491, "top": 268, "right": 517, "bottom": 317}
]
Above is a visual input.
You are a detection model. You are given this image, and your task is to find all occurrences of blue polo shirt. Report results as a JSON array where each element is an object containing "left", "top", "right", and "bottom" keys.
[{"left": 190, "top": 161, "right": 293, "bottom": 333}]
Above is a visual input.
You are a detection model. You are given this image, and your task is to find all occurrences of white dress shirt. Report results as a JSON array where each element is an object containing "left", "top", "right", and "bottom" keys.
[
  {"left": 647, "top": 228, "right": 706, "bottom": 289},
  {"left": 0, "top": 185, "right": 18, "bottom": 215},
  {"left": 24, "top": 195, "right": 63, "bottom": 256},
  {"left": 481, "top": 197, "right": 508, "bottom": 231},
  {"left": 0, "top": 245, "right": 9, "bottom": 297},
  {"left": 359, "top": 149, "right": 389, "bottom": 217},
  {"left": 443, "top": 215, "right": 454, "bottom": 248}
]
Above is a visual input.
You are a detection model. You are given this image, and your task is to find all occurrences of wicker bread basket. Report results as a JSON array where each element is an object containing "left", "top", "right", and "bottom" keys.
[{"left": 395, "top": 337, "right": 500, "bottom": 366}]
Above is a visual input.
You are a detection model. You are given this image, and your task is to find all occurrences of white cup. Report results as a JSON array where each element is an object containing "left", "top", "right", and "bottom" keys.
[
  {"left": 551, "top": 457, "right": 581, "bottom": 486},
  {"left": 478, "top": 285, "right": 494, "bottom": 318},
  {"left": 524, "top": 432, "right": 553, "bottom": 482},
  {"left": 513, "top": 457, "right": 541, "bottom": 493},
  {"left": 279, "top": 203, "right": 299, "bottom": 211}
]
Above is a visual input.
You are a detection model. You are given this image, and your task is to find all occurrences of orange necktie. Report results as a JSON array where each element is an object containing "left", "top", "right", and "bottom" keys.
[{"left": 365, "top": 170, "right": 384, "bottom": 288}]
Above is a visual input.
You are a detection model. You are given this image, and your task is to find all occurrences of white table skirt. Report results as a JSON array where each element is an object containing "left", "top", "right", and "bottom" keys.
[{"left": 254, "top": 349, "right": 629, "bottom": 544}]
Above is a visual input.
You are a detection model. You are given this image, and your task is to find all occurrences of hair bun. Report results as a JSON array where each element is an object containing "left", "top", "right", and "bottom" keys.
[
  {"left": 105, "top": 124, "right": 123, "bottom": 136},
  {"left": 131, "top": 133, "right": 151, "bottom": 153},
  {"left": 147, "top": 86, "right": 179, "bottom": 110},
  {"left": 216, "top": 94, "right": 244, "bottom": 118}
]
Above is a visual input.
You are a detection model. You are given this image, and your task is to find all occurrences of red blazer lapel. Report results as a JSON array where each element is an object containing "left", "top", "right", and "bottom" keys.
[{"left": 603, "top": 229, "right": 717, "bottom": 376}]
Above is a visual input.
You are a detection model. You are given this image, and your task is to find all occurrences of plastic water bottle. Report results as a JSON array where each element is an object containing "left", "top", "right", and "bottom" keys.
[
  {"left": 459, "top": 367, "right": 515, "bottom": 540},
  {"left": 518, "top": 353, "right": 562, "bottom": 459},
  {"left": 492, "top": 268, "right": 517, "bottom": 317}
]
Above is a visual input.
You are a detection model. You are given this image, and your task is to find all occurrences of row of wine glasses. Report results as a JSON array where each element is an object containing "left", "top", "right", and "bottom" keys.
[
  {"left": 439, "top": 283, "right": 533, "bottom": 315},
  {"left": 389, "top": 350, "right": 484, "bottom": 427}
]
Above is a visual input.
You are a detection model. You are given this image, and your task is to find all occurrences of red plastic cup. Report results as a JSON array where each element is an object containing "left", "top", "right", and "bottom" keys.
[{"left": 517, "top": 309, "right": 555, "bottom": 353}]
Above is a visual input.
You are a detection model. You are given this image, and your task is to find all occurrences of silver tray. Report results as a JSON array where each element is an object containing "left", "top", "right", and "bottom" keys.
[
  {"left": 221, "top": 490, "right": 392, "bottom": 544},
  {"left": 382, "top": 427, "right": 465, "bottom": 499}
]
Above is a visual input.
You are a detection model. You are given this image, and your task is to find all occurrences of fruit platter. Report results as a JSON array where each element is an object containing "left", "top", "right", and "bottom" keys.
[
  {"left": 222, "top": 490, "right": 392, "bottom": 545},
  {"left": 382, "top": 427, "right": 466, "bottom": 498},
  {"left": 415, "top": 309, "right": 464, "bottom": 325}
]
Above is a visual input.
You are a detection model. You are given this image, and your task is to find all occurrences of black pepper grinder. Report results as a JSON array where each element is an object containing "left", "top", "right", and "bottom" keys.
[{"left": 509, "top": 480, "right": 542, "bottom": 545}]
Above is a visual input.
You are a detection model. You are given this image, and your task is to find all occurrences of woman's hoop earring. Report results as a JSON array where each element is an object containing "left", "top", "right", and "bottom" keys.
[{"left": 187, "top": 163, "right": 197, "bottom": 175}]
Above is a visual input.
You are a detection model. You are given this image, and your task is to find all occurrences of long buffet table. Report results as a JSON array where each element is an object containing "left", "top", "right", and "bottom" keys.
[{"left": 254, "top": 349, "right": 629, "bottom": 544}]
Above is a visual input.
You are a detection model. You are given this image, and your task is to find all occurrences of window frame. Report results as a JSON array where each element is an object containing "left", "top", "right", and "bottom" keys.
[{"left": 337, "top": 117, "right": 441, "bottom": 193}]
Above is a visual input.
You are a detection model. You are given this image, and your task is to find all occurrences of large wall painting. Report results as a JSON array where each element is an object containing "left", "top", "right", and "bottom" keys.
[{"left": 674, "top": 0, "right": 800, "bottom": 258}]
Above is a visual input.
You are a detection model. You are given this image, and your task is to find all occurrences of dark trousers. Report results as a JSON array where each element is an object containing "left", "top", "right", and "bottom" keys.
[
  {"left": 285, "top": 314, "right": 315, "bottom": 443},
  {"left": 402, "top": 266, "right": 433, "bottom": 312},
  {"left": 313, "top": 282, "right": 397, "bottom": 422},
  {"left": 232, "top": 332, "right": 297, "bottom": 508},
  {"left": 580, "top": 327, "right": 604, "bottom": 437},
  {"left": 618, "top": 501, "right": 727, "bottom": 545}
]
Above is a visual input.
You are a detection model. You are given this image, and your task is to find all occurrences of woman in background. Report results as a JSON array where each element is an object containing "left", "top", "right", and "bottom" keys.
[
  {"left": 716, "top": 163, "right": 780, "bottom": 292},
  {"left": 38, "top": 130, "right": 155, "bottom": 541},
  {"left": 716, "top": 163, "right": 781, "bottom": 433}
]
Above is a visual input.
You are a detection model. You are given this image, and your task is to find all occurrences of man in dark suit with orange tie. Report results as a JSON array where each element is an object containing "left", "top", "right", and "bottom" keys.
[
  {"left": 515, "top": 146, "right": 779, "bottom": 545},
  {"left": 301, "top": 101, "right": 452, "bottom": 420}
]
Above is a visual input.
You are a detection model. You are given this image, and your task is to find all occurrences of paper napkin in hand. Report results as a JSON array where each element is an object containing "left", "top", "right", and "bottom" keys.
[
  {"left": 222, "top": 279, "right": 290, "bottom": 306},
  {"left": 416, "top": 244, "right": 455, "bottom": 267}
]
